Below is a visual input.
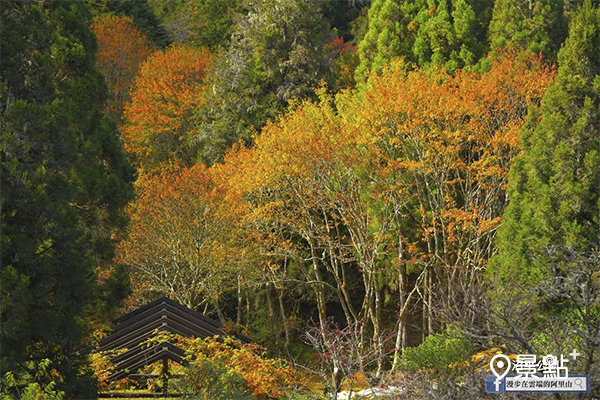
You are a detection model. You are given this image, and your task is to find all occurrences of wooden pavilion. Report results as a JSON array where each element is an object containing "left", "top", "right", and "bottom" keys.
[{"left": 97, "top": 296, "right": 250, "bottom": 398}]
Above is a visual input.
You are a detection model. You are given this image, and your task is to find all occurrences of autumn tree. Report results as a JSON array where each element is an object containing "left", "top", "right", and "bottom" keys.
[
  {"left": 329, "top": 37, "right": 360, "bottom": 91},
  {"left": 91, "top": 15, "right": 153, "bottom": 121},
  {"left": 217, "top": 48, "right": 553, "bottom": 375},
  {"left": 340, "top": 50, "right": 552, "bottom": 366},
  {"left": 1, "top": 0, "right": 133, "bottom": 395},
  {"left": 116, "top": 165, "right": 258, "bottom": 323},
  {"left": 85, "top": 0, "right": 169, "bottom": 48},
  {"left": 492, "top": 0, "right": 600, "bottom": 286},
  {"left": 220, "top": 93, "right": 371, "bottom": 353},
  {"left": 121, "top": 44, "right": 211, "bottom": 171},
  {"left": 344, "top": 51, "right": 553, "bottom": 352}
]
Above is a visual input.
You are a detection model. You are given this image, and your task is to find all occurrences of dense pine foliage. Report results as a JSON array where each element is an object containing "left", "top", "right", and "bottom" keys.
[{"left": 1, "top": 1, "right": 134, "bottom": 397}]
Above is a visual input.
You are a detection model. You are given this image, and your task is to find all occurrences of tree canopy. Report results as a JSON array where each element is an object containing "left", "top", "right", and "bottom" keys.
[
  {"left": 121, "top": 44, "right": 211, "bottom": 172},
  {"left": 1, "top": 0, "right": 133, "bottom": 396},
  {"left": 355, "top": 0, "right": 487, "bottom": 81},
  {"left": 91, "top": 14, "right": 153, "bottom": 121},
  {"left": 492, "top": 0, "right": 600, "bottom": 286},
  {"left": 196, "top": 0, "right": 336, "bottom": 165}
]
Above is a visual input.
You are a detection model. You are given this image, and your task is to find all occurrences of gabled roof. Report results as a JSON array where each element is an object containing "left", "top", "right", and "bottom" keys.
[
  {"left": 108, "top": 342, "right": 187, "bottom": 381},
  {"left": 98, "top": 297, "right": 251, "bottom": 382}
]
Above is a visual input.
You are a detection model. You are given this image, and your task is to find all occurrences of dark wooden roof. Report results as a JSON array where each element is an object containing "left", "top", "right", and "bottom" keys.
[
  {"left": 99, "top": 297, "right": 251, "bottom": 382},
  {"left": 108, "top": 342, "right": 187, "bottom": 381}
]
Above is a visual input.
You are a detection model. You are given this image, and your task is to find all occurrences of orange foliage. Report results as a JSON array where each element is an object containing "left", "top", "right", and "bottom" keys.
[
  {"left": 116, "top": 164, "right": 257, "bottom": 310},
  {"left": 220, "top": 91, "right": 361, "bottom": 255},
  {"left": 88, "top": 348, "right": 130, "bottom": 392},
  {"left": 138, "top": 333, "right": 300, "bottom": 398},
  {"left": 228, "top": 52, "right": 553, "bottom": 269},
  {"left": 341, "top": 50, "right": 554, "bottom": 268},
  {"left": 220, "top": 90, "right": 382, "bottom": 341},
  {"left": 91, "top": 15, "right": 153, "bottom": 120},
  {"left": 219, "top": 52, "right": 554, "bottom": 337},
  {"left": 114, "top": 50, "right": 553, "bottom": 374},
  {"left": 122, "top": 45, "right": 211, "bottom": 171},
  {"left": 176, "top": 335, "right": 299, "bottom": 398}
]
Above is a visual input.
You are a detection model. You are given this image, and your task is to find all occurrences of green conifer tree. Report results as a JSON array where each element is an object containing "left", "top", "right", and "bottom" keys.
[
  {"left": 355, "top": 0, "right": 415, "bottom": 80},
  {"left": 492, "top": 0, "right": 600, "bottom": 286},
  {"left": 412, "top": 0, "right": 484, "bottom": 71},
  {"left": 1, "top": 0, "right": 133, "bottom": 395},
  {"left": 488, "top": 0, "right": 568, "bottom": 60},
  {"left": 356, "top": 0, "right": 485, "bottom": 82}
]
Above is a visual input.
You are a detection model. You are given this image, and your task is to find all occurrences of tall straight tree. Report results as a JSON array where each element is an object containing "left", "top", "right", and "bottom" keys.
[
  {"left": 492, "top": 0, "right": 600, "bottom": 286},
  {"left": 0, "top": 0, "right": 133, "bottom": 395}
]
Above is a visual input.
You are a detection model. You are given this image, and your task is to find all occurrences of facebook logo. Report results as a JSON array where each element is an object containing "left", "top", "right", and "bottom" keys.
[
  {"left": 486, "top": 375, "right": 505, "bottom": 393},
  {"left": 486, "top": 375, "right": 589, "bottom": 393}
]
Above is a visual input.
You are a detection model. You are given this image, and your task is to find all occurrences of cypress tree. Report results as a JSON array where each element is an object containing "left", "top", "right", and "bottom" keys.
[
  {"left": 355, "top": 0, "right": 415, "bottom": 80},
  {"left": 488, "top": 0, "right": 568, "bottom": 60},
  {"left": 492, "top": 0, "right": 600, "bottom": 286},
  {"left": 1, "top": 0, "right": 133, "bottom": 395},
  {"left": 355, "top": 0, "right": 486, "bottom": 81}
]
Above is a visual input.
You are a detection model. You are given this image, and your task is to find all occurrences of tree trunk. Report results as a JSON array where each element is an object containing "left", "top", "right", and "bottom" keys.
[
  {"left": 266, "top": 282, "right": 280, "bottom": 349},
  {"left": 392, "top": 262, "right": 409, "bottom": 370},
  {"left": 422, "top": 267, "right": 428, "bottom": 341},
  {"left": 309, "top": 241, "right": 328, "bottom": 340},
  {"left": 245, "top": 287, "right": 251, "bottom": 328},
  {"left": 237, "top": 274, "right": 243, "bottom": 325},
  {"left": 213, "top": 300, "right": 226, "bottom": 325},
  {"left": 278, "top": 287, "right": 290, "bottom": 353},
  {"left": 372, "top": 271, "right": 383, "bottom": 381}
]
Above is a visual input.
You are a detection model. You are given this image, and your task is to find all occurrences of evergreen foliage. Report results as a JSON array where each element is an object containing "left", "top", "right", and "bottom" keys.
[
  {"left": 0, "top": 0, "right": 133, "bottom": 395},
  {"left": 322, "top": 0, "right": 365, "bottom": 43},
  {"left": 196, "top": 0, "right": 336, "bottom": 165},
  {"left": 147, "top": 0, "right": 241, "bottom": 49},
  {"left": 85, "top": 0, "right": 169, "bottom": 48},
  {"left": 356, "top": 0, "right": 411, "bottom": 79},
  {"left": 356, "top": 0, "right": 486, "bottom": 81},
  {"left": 492, "top": 0, "right": 600, "bottom": 286},
  {"left": 488, "top": 0, "right": 569, "bottom": 60},
  {"left": 399, "top": 333, "right": 471, "bottom": 372}
]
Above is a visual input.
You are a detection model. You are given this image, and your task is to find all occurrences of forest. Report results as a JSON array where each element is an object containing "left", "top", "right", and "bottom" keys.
[{"left": 1, "top": 0, "right": 599, "bottom": 399}]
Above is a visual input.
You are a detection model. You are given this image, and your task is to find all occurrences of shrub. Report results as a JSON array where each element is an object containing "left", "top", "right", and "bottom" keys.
[
  {"left": 181, "top": 358, "right": 251, "bottom": 400},
  {"left": 147, "top": 333, "right": 300, "bottom": 399},
  {"left": 0, "top": 359, "right": 65, "bottom": 400},
  {"left": 399, "top": 333, "right": 472, "bottom": 372}
]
